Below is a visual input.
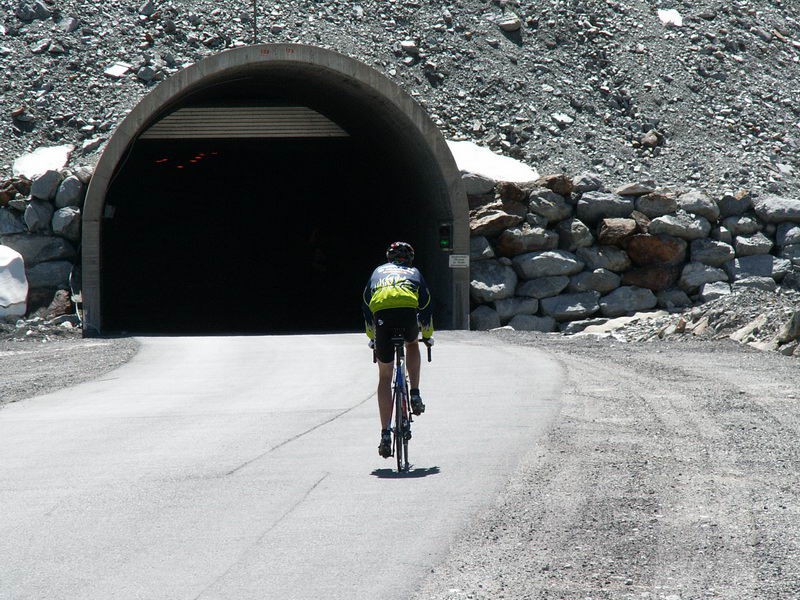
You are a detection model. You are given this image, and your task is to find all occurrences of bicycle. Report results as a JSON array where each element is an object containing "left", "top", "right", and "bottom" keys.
[{"left": 375, "top": 331, "right": 432, "bottom": 473}]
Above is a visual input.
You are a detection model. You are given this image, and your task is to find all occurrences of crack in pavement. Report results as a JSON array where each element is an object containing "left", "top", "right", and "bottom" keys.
[
  {"left": 224, "top": 391, "right": 376, "bottom": 476},
  {"left": 191, "top": 472, "right": 330, "bottom": 600}
]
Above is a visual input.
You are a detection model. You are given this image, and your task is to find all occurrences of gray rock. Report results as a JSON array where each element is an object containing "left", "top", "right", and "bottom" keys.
[
  {"left": 568, "top": 268, "right": 621, "bottom": 294},
  {"left": 560, "top": 318, "right": 609, "bottom": 334},
  {"left": 496, "top": 224, "right": 558, "bottom": 256},
  {"left": 555, "top": 218, "right": 593, "bottom": 251},
  {"left": 777, "top": 310, "right": 800, "bottom": 344},
  {"left": 0, "top": 234, "right": 75, "bottom": 266},
  {"left": 508, "top": 314, "right": 557, "bottom": 332},
  {"left": 635, "top": 192, "right": 677, "bottom": 218},
  {"left": 470, "top": 259, "right": 517, "bottom": 303},
  {"left": 576, "top": 246, "right": 631, "bottom": 272},
  {"left": 24, "top": 200, "right": 54, "bottom": 233},
  {"left": 615, "top": 182, "right": 655, "bottom": 196},
  {"left": 679, "top": 262, "right": 728, "bottom": 293},
  {"left": 657, "top": 288, "right": 692, "bottom": 310},
  {"left": 723, "top": 255, "right": 778, "bottom": 281},
  {"left": 753, "top": 194, "right": 800, "bottom": 223},
  {"left": 782, "top": 244, "right": 800, "bottom": 267},
  {"left": 699, "top": 281, "right": 731, "bottom": 302},
  {"left": 576, "top": 191, "right": 634, "bottom": 223},
  {"left": 0, "top": 208, "right": 26, "bottom": 236},
  {"left": 462, "top": 172, "right": 496, "bottom": 196},
  {"left": 732, "top": 276, "right": 778, "bottom": 293},
  {"left": 711, "top": 226, "right": 733, "bottom": 244},
  {"left": 54, "top": 175, "right": 85, "bottom": 208},
  {"left": 735, "top": 232, "right": 773, "bottom": 257},
  {"left": 648, "top": 211, "right": 711, "bottom": 240},
  {"left": 516, "top": 276, "right": 570, "bottom": 299},
  {"left": 783, "top": 270, "right": 800, "bottom": 292},
  {"left": 31, "top": 170, "right": 63, "bottom": 201},
  {"left": 494, "top": 297, "right": 539, "bottom": 323},
  {"left": 137, "top": 66, "right": 157, "bottom": 82},
  {"left": 599, "top": 286, "right": 657, "bottom": 317},
  {"left": 528, "top": 188, "right": 572, "bottom": 223},
  {"left": 470, "top": 305, "right": 501, "bottom": 330},
  {"left": 470, "top": 236, "right": 495, "bottom": 262},
  {"left": 73, "top": 166, "right": 94, "bottom": 185},
  {"left": 722, "top": 215, "right": 762, "bottom": 235},
  {"left": 26, "top": 260, "right": 73, "bottom": 289},
  {"left": 33, "top": 0, "right": 51, "bottom": 19},
  {"left": 526, "top": 213, "right": 549, "bottom": 228},
  {"left": 776, "top": 224, "right": 800, "bottom": 248},
  {"left": 717, "top": 191, "right": 752, "bottom": 218},
  {"left": 773, "top": 258, "right": 793, "bottom": 281},
  {"left": 138, "top": 0, "right": 156, "bottom": 16},
  {"left": 677, "top": 190, "right": 720, "bottom": 222},
  {"left": 51, "top": 207, "right": 81, "bottom": 242},
  {"left": 690, "top": 239, "right": 735, "bottom": 267},
  {"left": 572, "top": 173, "right": 603, "bottom": 194},
  {"left": 512, "top": 250, "right": 584, "bottom": 279},
  {"left": 540, "top": 291, "right": 601, "bottom": 321}
]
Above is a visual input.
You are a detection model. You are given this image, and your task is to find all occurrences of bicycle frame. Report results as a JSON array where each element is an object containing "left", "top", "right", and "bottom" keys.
[{"left": 391, "top": 335, "right": 412, "bottom": 472}]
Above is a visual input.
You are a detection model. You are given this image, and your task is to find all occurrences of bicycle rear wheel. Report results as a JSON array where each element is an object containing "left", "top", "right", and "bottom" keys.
[{"left": 394, "top": 386, "right": 404, "bottom": 472}]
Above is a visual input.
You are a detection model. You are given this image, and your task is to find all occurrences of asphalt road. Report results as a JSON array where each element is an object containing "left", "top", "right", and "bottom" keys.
[{"left": 0, "top": 332, "right": 562, "bottom": 600}]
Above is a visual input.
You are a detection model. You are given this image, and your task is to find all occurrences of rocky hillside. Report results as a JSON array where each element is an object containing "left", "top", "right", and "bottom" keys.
[{"left": 1, "top": 0, "right": 800, "bottom": 196}]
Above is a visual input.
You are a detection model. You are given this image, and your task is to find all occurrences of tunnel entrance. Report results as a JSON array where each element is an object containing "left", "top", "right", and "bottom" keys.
[{"left": 84, "top": 45, "right": 468, "bottom": 335}]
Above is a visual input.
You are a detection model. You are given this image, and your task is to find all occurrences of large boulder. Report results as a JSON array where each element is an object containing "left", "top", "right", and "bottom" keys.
[
  {"left": 51, "top": 207, "right": 81, "bottom": 242},
  {"left": 782, "top": 244, "right": 800, "bottom": 267},
  {"left": 568, "top": 268, "right": 621, "bottom": 293},
  {"left": 690, "top": 239, "right": 735, "bottom": 267},
  {"left": 54, "top": 175, "right": 86, "bottom": 208},
  {"left": 496, "top": 224, "right": 558, "bottom": 257},
  {"left": 735, "top": 232, "right": 773, "bottom": 257},
  {"left": 722, "top": 215, "right": 762, "bottom": 235},
  {"left": 677, "top": 190, "right": 720, "bottom": 222},
  {"left": 470, "top": 236, "right": 495, "bottom": 262},
  {"left": 724, "top": 255, "right": 786, "bottom": 281},
  {"left": 517, "top": 275, "right": 570, "bottom": 299},
  {"left": 657, "top": 288, "right": 692, "bottom": 310},
  {"left": 572, "top": 172, "right": 603, "bottom": 193},
  {"left": 626, "top": 234, "right": 687, "bottom": 266},
  {"left": 0, "top": 234, "right": 76, "bottom": 266},
  {"left": 679, "top": 262, "right": 728, "bottom": 293},
  {"left": 512, "top": 250, "right": 584, "bottom": 279},
  {"left": 732, "top": 276, "right": 778, "bottom": 293},
  {"left": 536, "top": 174, "right": 574, "bottom": 197},
  {"left": 470, "top": 199, "right": 526, "bottom": 237},
  {"left": 540, "top": 291, "right": 601, "bottom": 321},
  {"left": 0, "top": 207, "right": 26, "bottom": 235},
  {"left": 576, "top": 191, "right": 634, "bottom": 223},
  {"left": 0, "top": 245, "right": 28, "bottom": 317},
  {"left": 555, "top": 218, "right": 593, "bottom": 251},
  {"left": 621, "top": 265, "right": 680, "bottom": 291},
  {"left": 599, "top": 286, "right": 657, "bottom": 318},
  {"left": 470, "top": 259, "right": 518, "bottom": 303},
  {"left": 26, "top": 260, "right": 72, "bottom": 289},
  {"left": 508, "top": 314, "right": 557, "bottom": 332},
  {"left": 470, "top": 305, "right": 501, "bottom": 330},
  {"left": 597, "top": 218, "right": 637, "bottom": 247},
  {"left": 648, "top": 211, "right": 711, "bottom": 240},
  {"left": 753, "top": 194, "right": 800, "bottom": 223},
  {"left": 528, "top": 188, "right": 573, "bottom": 223},
  {"left": 635, "top": 191, "right": 677, "bottom": 218},
  {"left": 30, "top": 169, "right": 63, "bottom": 201},
  {"left": 699, "top": 281, "right": 731, "bottom": 302},
  {"left": 717, "top": 190, "right": 752, "bottom": 218},
  {"left": 495, "top": 296, "right": 539, "bottom": 323},
  {"left": 24, "top": 199, "right": 54, "bottom": 233},
  {"left": 576, "top": 246, "right": 631, "bottom": 272}
]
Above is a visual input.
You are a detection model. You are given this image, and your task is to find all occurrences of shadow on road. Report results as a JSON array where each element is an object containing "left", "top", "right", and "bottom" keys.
[{"left": 371, "top": 466, "right": 441, "bottom": 479}]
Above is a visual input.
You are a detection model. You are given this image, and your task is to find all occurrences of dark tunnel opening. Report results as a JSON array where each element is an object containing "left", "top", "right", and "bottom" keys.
[{"left": 90, "top": 49, "right": 465, "bottom": 335}]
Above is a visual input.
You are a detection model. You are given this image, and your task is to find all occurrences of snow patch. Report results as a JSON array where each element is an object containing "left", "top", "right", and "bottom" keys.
[
  {"left": 658, "top": 9, "right": 683, "bottom": 27},
  {"left": 447, "top": 140, "right": 539, "bottom": 184},
  {"left": 12, "top": 145, "right": 74, "bottom": 179}
]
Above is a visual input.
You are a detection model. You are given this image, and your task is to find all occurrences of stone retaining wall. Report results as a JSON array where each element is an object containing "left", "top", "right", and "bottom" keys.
[{"left": 467, "top": 173, "right": 800, "bottom": 332}]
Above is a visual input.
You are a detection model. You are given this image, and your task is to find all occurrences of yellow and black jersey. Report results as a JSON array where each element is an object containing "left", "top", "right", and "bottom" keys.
[{"left": 362, "top": 262, "right": 434, "bottom": 339}]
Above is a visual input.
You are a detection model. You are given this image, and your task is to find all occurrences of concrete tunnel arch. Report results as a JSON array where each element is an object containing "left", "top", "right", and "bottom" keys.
[{"left": 83, "top": 44, "right": 468, "bottom": 335}]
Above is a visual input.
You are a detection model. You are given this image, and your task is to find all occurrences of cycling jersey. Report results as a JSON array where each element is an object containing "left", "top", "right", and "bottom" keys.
[{"left": 362, "top": 262, "right": 434, "bottom": 340}]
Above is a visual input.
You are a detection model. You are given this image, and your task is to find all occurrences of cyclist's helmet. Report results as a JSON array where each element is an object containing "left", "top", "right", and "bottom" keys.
[{"left": 386, "top": 241, "right": 415, "bottom": 266}]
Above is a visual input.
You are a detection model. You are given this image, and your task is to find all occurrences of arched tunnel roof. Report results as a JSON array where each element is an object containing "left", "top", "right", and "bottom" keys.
[{"left": 83, "top": 44, "right": 468, "bottom": 334}]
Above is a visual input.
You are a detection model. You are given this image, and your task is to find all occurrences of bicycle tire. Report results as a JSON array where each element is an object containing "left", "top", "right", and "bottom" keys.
[{"left": 394, "top": 384, "right": 404, "bottom": 472}]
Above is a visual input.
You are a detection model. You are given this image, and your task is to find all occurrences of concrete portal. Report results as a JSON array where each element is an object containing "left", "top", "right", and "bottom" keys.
[{"left": 84, "top": 44, "right": 467, "bottom": 334}]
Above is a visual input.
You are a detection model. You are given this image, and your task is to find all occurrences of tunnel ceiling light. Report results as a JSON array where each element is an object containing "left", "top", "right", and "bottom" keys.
[{"left": 140, "top": 106, "right": 349, "bottom": 139}]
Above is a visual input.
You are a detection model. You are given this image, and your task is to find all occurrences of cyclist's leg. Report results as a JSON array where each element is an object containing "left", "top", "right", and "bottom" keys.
[
  {"left": 405, "top": 340, "right": 421, "bottom": 389},
  {"left": 377, "top": 359, "right": 393, "bottom": 428}
]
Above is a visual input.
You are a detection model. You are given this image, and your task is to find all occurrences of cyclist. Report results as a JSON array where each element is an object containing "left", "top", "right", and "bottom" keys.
[{"left": 362, "top": 241, "right": 434, "bottom": 458}]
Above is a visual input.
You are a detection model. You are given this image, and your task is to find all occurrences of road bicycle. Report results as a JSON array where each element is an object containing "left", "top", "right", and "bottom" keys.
[{"left": 382, "top": 332, "right": 432, "bottom": 473}]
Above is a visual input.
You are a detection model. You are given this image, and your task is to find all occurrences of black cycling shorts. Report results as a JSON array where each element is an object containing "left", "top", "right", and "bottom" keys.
[{"left": 374, "top": 308, "right": 419, "bottom": 364}]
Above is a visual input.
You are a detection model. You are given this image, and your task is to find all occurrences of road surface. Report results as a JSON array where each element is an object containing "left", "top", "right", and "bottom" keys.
[{"left": 0, "top": 332, "right": 561, "bottom": 600}]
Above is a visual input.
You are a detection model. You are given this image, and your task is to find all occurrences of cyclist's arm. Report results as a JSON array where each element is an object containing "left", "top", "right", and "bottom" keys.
[
  {"left": 362, "top": 283, "right": 375, "bottom": 339},
  {"left": 417, "top": 272, "right": 434, "bottom": 339}
]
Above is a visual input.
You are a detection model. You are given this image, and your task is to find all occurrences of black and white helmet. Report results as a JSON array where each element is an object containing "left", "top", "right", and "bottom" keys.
[{"left": 386, "top": 241, "right": 415, "bottom": 266}]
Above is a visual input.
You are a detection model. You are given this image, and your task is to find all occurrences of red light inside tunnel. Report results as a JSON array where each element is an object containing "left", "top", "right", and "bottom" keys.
[{"left": 155, "top": 158, "right": 169, "bottom": 164}]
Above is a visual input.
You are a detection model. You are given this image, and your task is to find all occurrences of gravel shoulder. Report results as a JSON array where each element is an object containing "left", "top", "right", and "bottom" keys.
[
  {"left": 0, "top": 330, "right": 138, "bottom": 404},
  {"left": 414, "top": 331, "right": 800, "bottom": 600}
]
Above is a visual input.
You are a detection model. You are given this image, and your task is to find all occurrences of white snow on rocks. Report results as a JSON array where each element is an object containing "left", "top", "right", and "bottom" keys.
[
  {"left": 12, "top": 145, "right": 74, "bottom": 179},
  {"left": 447, "top": 140, "right": 539, "bottom": 184},
  {"left": 0, "top": 246, "right": 28, "bottom": 317},
  {"left": 657, "top": 9, "right": 683, "bottom": 27}
]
